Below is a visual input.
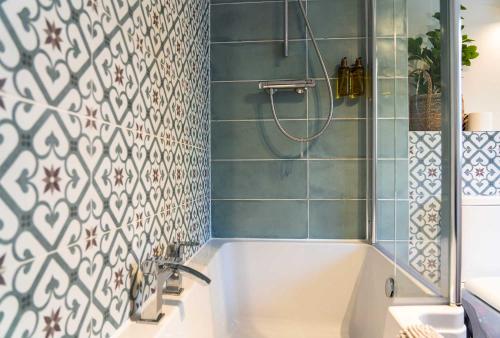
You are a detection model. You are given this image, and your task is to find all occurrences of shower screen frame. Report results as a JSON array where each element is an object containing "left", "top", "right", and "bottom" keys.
[{"left": 368, "top": 0, "right": 463, "bottom": 306}]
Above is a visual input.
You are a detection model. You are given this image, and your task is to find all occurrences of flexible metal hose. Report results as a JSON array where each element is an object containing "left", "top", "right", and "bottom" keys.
[{"left": 269, "top": 0, "right": 334, "bottom": 143}]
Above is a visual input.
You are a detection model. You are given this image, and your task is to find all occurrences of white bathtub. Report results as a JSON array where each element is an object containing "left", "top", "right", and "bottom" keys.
[{"left": 116, "top": 240, "right": 466, "bottom": 338}]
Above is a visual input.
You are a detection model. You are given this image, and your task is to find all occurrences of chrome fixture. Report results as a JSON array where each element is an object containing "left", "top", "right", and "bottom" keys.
[
  {"left": 442, "top": 0, "right": 463, "bottom": 307},
  {"left": 139, "top": 242, "right": 211, "bottom": 323},
  {"left": 385, "top": 277, "right": 396, "bottom": 298},
  {"left": 139, "top": 257, "right": 173, "bottom": 322},
  {"left": 259, "top": 79, "right": 316, "bottom": 94},
  {"left": 164, "top": 242, "right": 211, "bottom": 295},
  {"left": 259, "top": 0, "right": 334, "bottom": 143}
]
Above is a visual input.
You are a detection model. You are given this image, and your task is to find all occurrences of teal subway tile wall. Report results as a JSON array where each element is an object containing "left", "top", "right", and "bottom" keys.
[
  {"left": 373, "top": 0, "right": 410, "bottom": 252},
  {"left": 0, "top": 0, "right": 210, "bottom": 337},
  {"left": 210, "top": 0, "right": 369, "bottom": 239}
]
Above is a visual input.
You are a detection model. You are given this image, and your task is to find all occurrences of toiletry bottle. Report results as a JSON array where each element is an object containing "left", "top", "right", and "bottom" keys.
[
  {"left": 350, "top": 57, "right": 365, "bottom": 98},
  {"left": 336, "top": 57, "right": 350, "bottom": 99}
]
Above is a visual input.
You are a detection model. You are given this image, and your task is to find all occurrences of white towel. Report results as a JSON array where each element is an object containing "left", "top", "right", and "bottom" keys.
[{"left": 398, "top": 325, "right": 444, "bottom": 338}]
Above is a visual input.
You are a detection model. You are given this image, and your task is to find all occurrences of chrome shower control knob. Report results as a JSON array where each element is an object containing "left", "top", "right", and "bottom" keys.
[{"left": 385, "top": 277, "right": 396, "bottom": 298}]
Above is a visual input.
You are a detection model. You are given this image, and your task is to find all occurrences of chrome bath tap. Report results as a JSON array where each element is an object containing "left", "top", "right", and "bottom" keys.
[{"left": 139, "top": 242, "right": 211, "bottom": 323}]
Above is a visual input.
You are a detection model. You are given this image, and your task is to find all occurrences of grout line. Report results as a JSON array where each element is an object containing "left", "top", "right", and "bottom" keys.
[
  {"left": 210, "top": 0, "right": 325, "bottom": 5},
  {"left": 364, "top": 0, "right": 370, "bottom": 243},
  {"left": 208, "top": 0, "right": 213, "bottom": 241},
  {"left": 210, "top": 118, "right": 367, "bottom": 122},
  {"left": 8, "top": 193, "right": 210, "bottom": 269},
  {"left": 211, "top": 158, "right": 369, "bottom": 161},
  {"left": 212, "top": 198, "right": 368, "bottom": 201},
  {"left": 377, "top": 198, "right": 410, "bottom": 201},
  {"left": 210, "top": 76, "right": 409, "bottom": 83},
  {"left": 211, "top": 77, "right": 342, "bottom": 83},
  {"left": 211, "top": 0, "right": 286, "bottom": 5},
  {"left": 210, "top": 37, "right": 368, "bottom": 44},
  {"left": 1, "top": 91, "right": 210, "bottom": 152},
  {"left": 305, "top": 0, "right": 310, "bottom": 239},
  {"left": 392, "top": 0, "right": 399, "bottom": 251},
  {"left": 213, "top": 157, "right": 409, "bottom": 162}
]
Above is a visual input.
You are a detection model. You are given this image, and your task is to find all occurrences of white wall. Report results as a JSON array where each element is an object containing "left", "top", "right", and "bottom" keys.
[
  {"left": 462, "top": 0, "right": 500, "bottom": 114},
  {"left": 407, "top": 0, "right": 439, "bottom": 37},
  {"left": 406, "top": 0, "right": 500, "bottom": 115}
]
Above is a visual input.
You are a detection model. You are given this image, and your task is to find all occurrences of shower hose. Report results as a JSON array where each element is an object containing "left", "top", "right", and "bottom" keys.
[{"left": 268, "top": 0, "right": 334, "bottom": 142}]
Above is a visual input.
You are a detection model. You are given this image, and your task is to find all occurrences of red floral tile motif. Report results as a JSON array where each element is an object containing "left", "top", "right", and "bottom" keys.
[
  {"left": 114, "top": 65, "right": 124, "bottom": 85},
  {"left": 43, "top": 308, "right": 62, "bottom": 338},
  {"left": 42, "top": 166, "right": 62, "bottom": 194},
  {"left": 85, "top": 226, "right": 97, "bottom": 250},
  {"left": 85, "top": 106, "right": 97, "bottom": 129},
  {"left": 43, "top": 20, "right": 63, "bottom": 51},
  {"left": 114, "top": 168, "right": 124, "bottom": 186},
  {"left": 114, "top": 268, "right": 124, "bottom": 290}
]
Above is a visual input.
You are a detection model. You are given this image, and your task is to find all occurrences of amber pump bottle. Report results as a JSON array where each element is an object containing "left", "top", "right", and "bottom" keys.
[
  {"left": 349, "top": 57, "right": 365, "bottom": 98},
  {"left": 336, "top": 57, "right": 350, "bottom": 99}
]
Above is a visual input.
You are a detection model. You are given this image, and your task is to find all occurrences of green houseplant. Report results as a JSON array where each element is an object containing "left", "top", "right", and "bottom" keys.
[{"left": 408, "top": 5, "right": 479, "bottom": 130}]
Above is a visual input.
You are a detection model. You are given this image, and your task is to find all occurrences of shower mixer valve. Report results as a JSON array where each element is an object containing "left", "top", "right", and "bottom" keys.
[{"left": 258, "top": 79, "right": 316, "bottom": 95}]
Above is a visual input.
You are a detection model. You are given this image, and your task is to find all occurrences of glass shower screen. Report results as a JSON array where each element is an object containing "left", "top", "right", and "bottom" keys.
[{"left": 372, "top": 0, "right": 461, "bottom": 304}]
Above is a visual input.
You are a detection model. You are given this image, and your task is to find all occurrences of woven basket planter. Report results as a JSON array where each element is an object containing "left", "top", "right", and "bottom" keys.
[{"left": 409, "top": 93, "right": 442, "bottom": 131}]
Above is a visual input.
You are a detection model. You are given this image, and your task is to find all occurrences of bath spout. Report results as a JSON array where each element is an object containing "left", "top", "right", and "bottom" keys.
[
  {"left": 163, "top": 263, "right": 210, "bottom": 295},
  {"left": 164, "top": 263, "right": 211, "bottom": 284}
]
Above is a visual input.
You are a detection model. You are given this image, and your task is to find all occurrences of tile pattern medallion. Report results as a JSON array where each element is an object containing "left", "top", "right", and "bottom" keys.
[
  {"left": 408, "top": 131, "right": 500, "bottom": 285},
  {"left": 0, "top": 0, "right": 210, "bottom": 337}
]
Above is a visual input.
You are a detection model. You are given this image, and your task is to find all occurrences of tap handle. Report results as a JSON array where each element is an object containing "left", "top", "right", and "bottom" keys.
[
  {"left": 141, "top": 257, "right": 167, "bottom": 275},
  {"left": 166, "top": 241, "right": 200, "bottom": 260}
]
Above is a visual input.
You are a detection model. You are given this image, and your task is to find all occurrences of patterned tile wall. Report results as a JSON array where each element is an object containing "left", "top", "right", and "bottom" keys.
[
  {"left": 408, "top": 131, "right": 442, "bottom": 284},
  {"left": 463, "top": 131, "right": 500, "bottom": 196},
  {"left": 408, "top": 131, "right": 500, "bottom": 285},
  {"left": 210, "top": 0, "right": 369, "bottom": 239},
  {"left": 0, "top": 0, "right": 211, "bottom": 337}
]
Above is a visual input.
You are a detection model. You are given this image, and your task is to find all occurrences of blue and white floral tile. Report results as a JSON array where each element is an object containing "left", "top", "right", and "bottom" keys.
[
  {"left": 408, "top": 131, "right": 443, "bottom": 285},
  {"left": 408, "top": 131, "right": 442, "bottom": 199},
  {"left": 92, "top": 122, "right": 137, "bottom": 232},
  {"left": 92, "top": 23, "right": 137, "bottom": 129},
  {"left": 408, "top": 130, "right": 500, "bottom": 286},
  {"left": 89, "top": 210, "right": 174, "bottom": 337},
  {"left": 0, "top": 0, "right": 210, "bottom": 336},
  {"left": 409, "top": 196, "right": 441, "bottom": 241},
  {"left": 91, "top": 223, "right": 137, "bottom": 338},
  {"left": 408, "top": 239, "right": 442, "bottom": 284},
  {"left": 0, "top": 1, "right": 94, "bottom": 114},
  {"left": 0, "top": 243, "right": 94, "bottom": 338},
  {"left": 463, "top": 131, "right": 500, "bottom": 196},
  {"left": 0, "top": 98, "right": 94, "bottom": 266}
]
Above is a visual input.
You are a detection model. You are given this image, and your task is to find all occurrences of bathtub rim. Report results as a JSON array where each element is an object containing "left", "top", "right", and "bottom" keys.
[{"left": 113, "top": 238, "right": 449, "bottom": 338}]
